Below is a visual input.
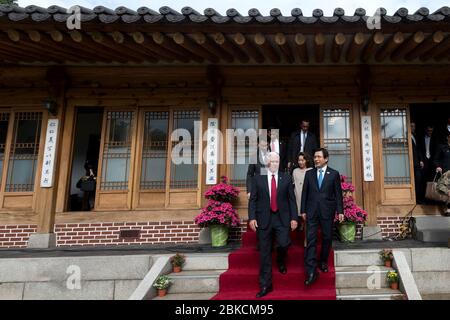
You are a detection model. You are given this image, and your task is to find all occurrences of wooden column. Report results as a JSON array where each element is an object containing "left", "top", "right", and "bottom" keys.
[{"left": 35, "top": 67, "right": 68, "bottom": 237}]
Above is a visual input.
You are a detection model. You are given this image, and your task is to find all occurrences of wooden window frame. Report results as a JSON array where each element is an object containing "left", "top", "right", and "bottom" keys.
[
  {"left": 319, "top": 104, "right": 356, "bottom": 184},
  {"left": 376, "top": 103, "right": 415, "bottom": 205},
  {"left": 0, "top": 108, "right": 47, "bottom": 211}
]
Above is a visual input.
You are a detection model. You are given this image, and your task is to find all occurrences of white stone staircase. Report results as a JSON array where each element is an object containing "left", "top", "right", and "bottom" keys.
[
  {"left": 414, "top": 216, "right": 450, "bottom": 243},
  {"left": 335, "top": 250, "right": 406, "bottom": 300},
  {"left": 153, "top": 253, "right": 228, "bottom": 300}
]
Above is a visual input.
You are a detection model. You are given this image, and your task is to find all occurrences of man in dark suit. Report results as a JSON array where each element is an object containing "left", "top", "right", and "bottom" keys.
[
  {"left": 248, "top": 152, "right": 299, "bottom": 298},
  {"left": 419, "top": 125, "right": 438, "bottom": 183},
  {"left": 411, "top": 122, "right": 425, "bottom": 203},
  {"left": 434, "top": 132, "right": 450, "bottom": 215},
  {"left": 246, "top": 139, "right": 269, "bottom": 200},
  {"left": 301, "top": 148, "right": 344, "bottom": 286},
  {"left": 288, "top": 120, "right": 319, "bottom": 173},
  {"left": 268, "top": 127, "right": 288, "bottom": 172}
]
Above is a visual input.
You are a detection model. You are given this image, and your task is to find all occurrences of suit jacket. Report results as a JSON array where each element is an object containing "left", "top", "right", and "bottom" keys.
[
  {"left": 246, "top": 151, "right": 268, "bottom": 193},
  {"left": 434, "top": 144, "right": 450, "bottom": 174},
  {"left": 248, "top": 172, "right": 298, "bottom": 230},
  {"left": 412, "top": 135, "right": 424, "bottom": 169},
  {"left": 418, "top": 134, "right": 438, "bottom": 162},
  {"left": 268, "top": 139, "right": 288, "bottom": 171},
  {"left": 300, "top": 167, "right": 344, "bottom": 219},
  {"left": 288, "top": 130, "right": 319, "bottom": 164}
]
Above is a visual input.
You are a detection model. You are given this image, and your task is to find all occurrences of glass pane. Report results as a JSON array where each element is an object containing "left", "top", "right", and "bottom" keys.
[
  {"left": 380, "top": 109, "right": 411, "bottom": 184},
  {"left": 0, "top": 113, "right": 10, "bottom": 181},
  {"left": 323, "top": 109, "right": 352, "bottom": 182},
  {"left": 230, "top": 110, "right": 259, "bottom": 187},
  {"left": 6, "top": 112, "right": 42, "bottom": 192},
  {"left": 170, "top": 110, "right": 200, "bottom": 189},
  {"left": 141, "top": 111, "right": 169, "bottom": 190},
  {"left": 100, "top": 111, "right": 133, "bottom": 190}
]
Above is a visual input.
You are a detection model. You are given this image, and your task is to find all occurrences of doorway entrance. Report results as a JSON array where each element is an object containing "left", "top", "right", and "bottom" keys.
[
  {"left": 68, "top": 108, "right": 103, "bottom": 211},
  {"left": 410, "top": 103, "right": 450, "bottom": 208}
]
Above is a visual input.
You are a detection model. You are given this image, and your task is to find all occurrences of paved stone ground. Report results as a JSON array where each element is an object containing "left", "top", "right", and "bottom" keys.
[
  {"left": 0, "top": 238, "right": 447, "bottom": 259},
  {"left": 0, "top": 242, "right": 240, "bottom": 259},
  {"left": 333, "top": 238, "right": 448, "bottom": 250}
]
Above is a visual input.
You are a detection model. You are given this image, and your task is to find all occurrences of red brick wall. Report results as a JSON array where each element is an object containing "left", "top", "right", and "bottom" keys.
[
  {"left": 377, "top": 216, "right": 408, "bottom": 238},
  {"left": 0, "top": 217, "right": 408, "bottom": 248},
  {"left": 0, "top": 224, "right": 37, "bottom": 248}
]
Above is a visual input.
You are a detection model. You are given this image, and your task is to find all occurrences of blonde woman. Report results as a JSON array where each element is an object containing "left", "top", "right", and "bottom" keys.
[{"left": 292, "top": 152, "right": 313, "bottom": 247}]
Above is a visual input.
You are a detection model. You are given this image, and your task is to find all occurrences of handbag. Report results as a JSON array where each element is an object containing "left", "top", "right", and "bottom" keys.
[{"left": 425, "top": 173, "right": 448, "bottom": 202}]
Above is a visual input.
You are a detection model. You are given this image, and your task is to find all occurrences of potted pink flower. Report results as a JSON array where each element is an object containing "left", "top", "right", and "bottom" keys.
[
  {"left": 194, "top": 176, "right": 240, "bottom": 247},
  {"left": 335, "top": 175, "right": 368, "bottom": 242}
]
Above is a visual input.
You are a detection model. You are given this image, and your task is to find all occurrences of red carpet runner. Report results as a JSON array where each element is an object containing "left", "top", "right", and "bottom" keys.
[{"left": 211, "top": 228, "right": 336, "bottom": 300}]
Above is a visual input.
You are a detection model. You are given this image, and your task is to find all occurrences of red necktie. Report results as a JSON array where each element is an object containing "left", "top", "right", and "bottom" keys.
[{"left": 270, "top": 174, "right": 278, "bottom": 212}]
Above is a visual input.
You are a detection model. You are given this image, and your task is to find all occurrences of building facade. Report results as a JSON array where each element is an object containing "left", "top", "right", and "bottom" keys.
[{"left": 1, "top": 4, "right": 450, "bottom": 248}]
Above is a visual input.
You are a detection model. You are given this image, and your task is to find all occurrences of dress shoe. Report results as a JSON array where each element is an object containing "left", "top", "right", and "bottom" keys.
[
  {"left": 304, "top": 272, "right": 319, "bottom": 286},
  {"left": 256, "top": 285, "right": 273, "bottom": 298},
  {"left": 319, "top": 262, "right": 328, "bottom": 273},
  {"left": 278, "top": 264, "right": 287, "bottom": 274}
]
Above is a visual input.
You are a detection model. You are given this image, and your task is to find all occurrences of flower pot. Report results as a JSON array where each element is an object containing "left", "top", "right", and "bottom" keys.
[
  {"left": 173, "top": 266, "right": 182, "bottom": 273},
  {"left": 390, "top": 282, "right": 399, "bottom": 290},
  {"left": 385, "top": 260, "right": 392, "bottom": 268},
  {"left": 210, "top": 224, "right": 229, "bottom": 247},
  {"left": 338, "top": 222, "right": 356, "bottom": 242},
  {"left": 157, "top": 289, "right": 167, "bottom": 297}
]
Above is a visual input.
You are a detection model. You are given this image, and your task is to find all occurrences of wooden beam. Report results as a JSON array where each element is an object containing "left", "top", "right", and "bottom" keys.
[
  {"left": 26, "top": 30, "right": 97, "bottom": 63},
  {"left": 152, "top": 32, "right": 203, "bottom": 63},
  {"left": 420, "top": 35, "right": 450, "bottom": 61},
  {"left": 294, "top": 33, "right": 308, "bottom": 63},
  {"left": 346, "top": 32, "right": 365, "bottom": 63},
  {"left": 314, "top": 33, "right": 326, "bottom": 63},
  {"left": 274, "top": 33, "right": 294, "bottom": 63},
  {"left": 405, "top": 31, "right": 444, "bottom": 61},
  {"left": 89, "top": 31, "right": 147, "bottom": 63},
  {"left": 0, "top": 34, "right": 45, "bottom": 62},
  {"left": 109, "top": 31, "right": 160, "bottom": 63},
  {"left": 361, "top": 32, "right": 385, "bottom": 62},
  {"left": 49, "top": 30, "right": 111, "bottom": 63},
  {"left": 254, "top": 33, "right": 280, "bottom": 64},
  {"left": 68, "top": 30, "right": 128, "bottom": 63},
  {"left": 172, "top": 32, "right": 219, "bottom": 63},
  {"left": 233, "top": 33, "right": 265, "bottom": 63},
  {"left": 391, "top": 31, "right": 424, "bottom": 62},
  {"left": 375, "top": 32, "right": 404, "bottom": 62},
  {"left": 192, "top": 33, "right": 234, "bottom": 63},
  {"left": 130, "top": 32, "right": 187, "bottom": 63},
  {"left": 331, "top": 33, "right": 346, "bottom": 63},
  {"left": 212, "top": 33, "right": 249, "bottom": 63}
]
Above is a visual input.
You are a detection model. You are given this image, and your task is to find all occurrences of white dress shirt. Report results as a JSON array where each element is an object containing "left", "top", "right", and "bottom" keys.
[
  {"left": 270, "top": 139, "right": 280, "bottom": 154},
  {"left": 425, "top": 136, "right": 431, "bottom": 159},
  {"left": 300, "top": 131, "right": 307, "bottom": 152},
  {"left": 267, "top": 170, "right": 278, "bottom": 200}
]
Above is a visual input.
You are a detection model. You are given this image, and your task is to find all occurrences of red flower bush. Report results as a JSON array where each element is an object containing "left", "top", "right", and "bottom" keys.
[
  {"left": 335, "top": 175, "right": 367, "bottom": 223},
  {"left": 195, "top": 176, "right": 240, "bottom": 228},
  {"left": 204, "top": 176, "right": 240, "bottom": 202},
  {"left": 195, "top": 200, "right": 240, "bottom": 228}
]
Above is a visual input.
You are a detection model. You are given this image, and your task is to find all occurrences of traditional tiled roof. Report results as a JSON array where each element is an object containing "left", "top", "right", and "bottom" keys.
[{"left": 0, "top": 5, "right": 449, "bottom": 25}]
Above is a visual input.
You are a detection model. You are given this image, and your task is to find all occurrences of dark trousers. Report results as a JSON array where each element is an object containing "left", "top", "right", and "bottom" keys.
[
  {"left": 257, "top": 211, "right": 290, "bottom": 288},
  {"left": 304, "top": 212, "right": 333, "bottom": 275}
]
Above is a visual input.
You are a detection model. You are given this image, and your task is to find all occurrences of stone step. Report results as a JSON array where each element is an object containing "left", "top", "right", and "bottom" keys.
[
  {"left": 415, "top": 216, "right": 450, "bottom": 230},
  {"left": 416, "top": 229, "right": 450, "bottom": 243},
  {"left": 154, "top": 292, "right": 215, "bottom": 300},
  {"left": 182, "top": 253, "right": 229, "bottom": 271},
  {"left": 337, "top": 288, "right": 406, "bottom": 300},
  {"left": 167, "top": 270, "right": 226, "bottom": 294},
  {"left": 335, "top": 266, "right": 394, "bottom": 288},
  {"left": 334, "top": 250, "right": 384, "bottom": 267}
]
